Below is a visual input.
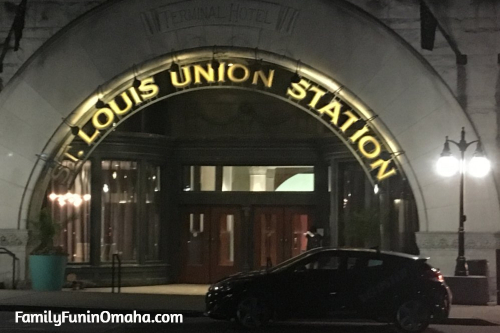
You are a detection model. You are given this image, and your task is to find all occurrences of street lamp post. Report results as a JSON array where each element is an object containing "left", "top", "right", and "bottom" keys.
[{"left": 436, "top": 127, "right": 491, "bottom": 276}]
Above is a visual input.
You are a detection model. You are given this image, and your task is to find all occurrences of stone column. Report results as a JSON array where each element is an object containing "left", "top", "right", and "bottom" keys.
[{"left": 249, "top": 167, "right": 268, "bottom": 191}]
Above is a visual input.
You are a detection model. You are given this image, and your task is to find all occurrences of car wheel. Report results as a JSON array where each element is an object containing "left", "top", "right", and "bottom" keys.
[
  {"left": 235, "top": 295, "right": 270, "bottom": 329},
  {"left": 394, "top": 299, "right": 431, "bottom": 333}
]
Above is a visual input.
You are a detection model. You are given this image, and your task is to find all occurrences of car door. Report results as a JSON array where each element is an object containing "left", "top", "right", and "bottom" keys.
[
  {"left": 275, "top": 251, "right": 341, "bottom": 319},
  {"left": 336, "top": 252, "right": 386, "bottom": 316}
]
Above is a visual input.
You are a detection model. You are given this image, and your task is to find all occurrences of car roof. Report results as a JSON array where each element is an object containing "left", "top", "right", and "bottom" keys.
[{"left": 311, "top": 247, "right": 429, "bottom": 261}]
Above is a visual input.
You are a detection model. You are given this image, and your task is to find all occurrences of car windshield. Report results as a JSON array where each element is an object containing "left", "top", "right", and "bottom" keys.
[{"left": 268, "top": 249, "right": 321, "bottom": 273}]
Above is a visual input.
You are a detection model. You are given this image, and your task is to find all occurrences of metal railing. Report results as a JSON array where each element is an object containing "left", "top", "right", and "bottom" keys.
[
  {"left": 0, "top": 247, "right": 19, "bottom": 289},
  {"left": 111, "top": 253, "right": 121, "bottom": 293},
  {"left": 497, "top": 249, "right": 500, "bottom": 305}
]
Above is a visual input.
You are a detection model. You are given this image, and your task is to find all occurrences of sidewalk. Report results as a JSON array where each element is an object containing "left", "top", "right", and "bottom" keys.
[
  {"left": 447, "top": 304, "right": 500, "bottom": 326},
  {"left": 0, "top": 288, "right": 498, "bottom": 326},
  {"left": 0, "top": 290, "right": 205, "bottom": 315}
]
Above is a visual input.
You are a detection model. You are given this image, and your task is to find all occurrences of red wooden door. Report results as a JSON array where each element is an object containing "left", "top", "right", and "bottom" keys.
[
  {"left": 180, "top": 206, "right": 242, "bottom": 283},
  {"left": 210, "top": 207, "right": 242, "bottom": 282},
  {"left": 254, "top": 206, "right": 314, "bottom": 269},
  {"left": 254, "top": 207, "right": 285, "bottom": 269},
  {"left": 284, "top": 207, "right": 314, "bottom": 260},
  {"left": 180, "top": 206, "right": 211, "bottom": 283}
]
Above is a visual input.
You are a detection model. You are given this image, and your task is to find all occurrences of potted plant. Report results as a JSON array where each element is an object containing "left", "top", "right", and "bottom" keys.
[{"left": 29, "top": 208, "right": 68, "bottom": 291}]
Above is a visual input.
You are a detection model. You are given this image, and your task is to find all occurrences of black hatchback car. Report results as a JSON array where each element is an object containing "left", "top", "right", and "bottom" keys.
[{"left": 206, "top": 248, "right": 451, "bottom": 332}]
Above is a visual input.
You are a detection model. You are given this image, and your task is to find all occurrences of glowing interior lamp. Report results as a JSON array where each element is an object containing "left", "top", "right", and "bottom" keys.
[
  {"left": 436, "top": 140, "right": 459, "bottom": 177},
  {"left": 73, "top": 198, "right": 83, "bottom": 207},
  {"left": 373, "top": 184, "right": 379, "bottom": 194},
  {"left": 49, "top": 193, "right": 58, "bottom": 201},
  {"left": 468, "top": 144, "right": 491, "bottom": 178}
]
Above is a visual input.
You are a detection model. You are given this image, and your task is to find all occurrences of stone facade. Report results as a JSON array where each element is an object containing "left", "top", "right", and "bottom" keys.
[
  {"left": 417, "top": 232, "right": 500, "bottom": 298},
  {"left": 2, "top": 0, "right": 499, "bottom": 196},
  {"left": 0, "top": 0, "right": 105, "bottom": 88},
  {"left": 1, "top": 0, "right": 499, "bottom": 172},
  {"left": 349, "top": 0, "right": 500, "bottom": 201}
]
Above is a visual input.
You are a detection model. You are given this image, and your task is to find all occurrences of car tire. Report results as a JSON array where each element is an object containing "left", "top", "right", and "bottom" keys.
[
  {"left": 235, "top": 295, "right": 271, "bottom": 329},
  {"left": 394, "top": 299, "right": 431, "bottom": 333}
]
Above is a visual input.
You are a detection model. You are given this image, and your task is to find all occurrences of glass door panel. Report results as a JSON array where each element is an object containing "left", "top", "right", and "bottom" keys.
[
  {"left": 291, "top": 213, "right": 309, "bottom": 257},
  {"left": 180, "top": 206, "right": 241, "bottom": 283},
  {"left": 254, "top": 206, "right": 314, "bottom": 270},
  {"left": 254, "top": 207, "right": 284, "bottom": 269},
  {"left": 211, "top": 207, "right": 241, "bottom": 282},
  {"left": 180, "top": 206, "right": 210, "bottom": 283},
  {"left": 187, "top": 213, "right": 205, "bottom": 265},
  {"left": 218, "top": 214, "right": 235, "bottom": 266}
]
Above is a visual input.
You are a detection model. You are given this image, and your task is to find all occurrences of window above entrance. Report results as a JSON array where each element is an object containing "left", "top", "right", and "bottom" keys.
[{"left": 183, "top": 165, "right": 314, "bottom": 192}]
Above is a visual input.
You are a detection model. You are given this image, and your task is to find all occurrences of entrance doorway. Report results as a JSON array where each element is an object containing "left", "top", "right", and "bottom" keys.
[
  {"left": 254, "top": 206, "right": 314, "bottom": 269},
  {"left": 180, "top": 206, "right": 242, "bottom": 284},
  {"left": 179, "top": 205, "right": 314, "bottom": 283}
]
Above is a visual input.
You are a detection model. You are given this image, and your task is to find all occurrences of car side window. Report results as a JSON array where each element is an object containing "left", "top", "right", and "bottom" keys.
[
  {"left": 316, "top": 254, "right": 341, "bottom": 270},
  {"left": 295, "top": 253, "right": 341, "bottom": 271},
  {"left": 346, "top": 256, "right": 368, "bottom": 270},
  {"left": 368, "top": 259, "right": 383, "bottom": 267}
]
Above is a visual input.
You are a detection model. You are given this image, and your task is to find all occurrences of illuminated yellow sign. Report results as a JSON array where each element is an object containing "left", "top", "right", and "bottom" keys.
[
  {"left": 286, "top": 80, "right": 396, "bottom": 181},
  {"left": 56, "top": 60, "right": 397, "bottom": 185}
]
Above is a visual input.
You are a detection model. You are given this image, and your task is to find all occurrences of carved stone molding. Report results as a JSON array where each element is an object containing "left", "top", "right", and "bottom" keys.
[
  {"left": 0, "top": 229, "right": 29, "bottom": 247},
  {"left": 416, "top": 232, "right": 500, "bottom": 250}
]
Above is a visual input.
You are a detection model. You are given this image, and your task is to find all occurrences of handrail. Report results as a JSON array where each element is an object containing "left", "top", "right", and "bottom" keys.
[
  {"left": 0, "top": 247, "right": 19, "bottom": 289},
  {"left": 497, "top": 249, "right": 500, "bottom": 305},
  {"left": 111, "top": 253, "right": 122, "bottom": 293}
]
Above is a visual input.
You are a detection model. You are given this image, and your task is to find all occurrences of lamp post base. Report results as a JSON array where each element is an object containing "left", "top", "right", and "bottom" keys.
[{"left": 455, "top": 256, "right": 469, "bottom": 276}]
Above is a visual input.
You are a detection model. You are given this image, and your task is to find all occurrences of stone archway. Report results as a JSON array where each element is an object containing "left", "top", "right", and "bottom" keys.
[{"left": 45, "top": 49, "right": 402, "bottom": 193}]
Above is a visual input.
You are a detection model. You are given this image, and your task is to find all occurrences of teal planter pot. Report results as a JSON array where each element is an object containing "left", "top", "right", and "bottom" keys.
[{"left": 29, "top": 255, "right": 67, "bottom": 291}]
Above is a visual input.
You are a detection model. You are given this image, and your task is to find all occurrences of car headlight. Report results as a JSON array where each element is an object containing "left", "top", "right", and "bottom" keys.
[
  {"left": 212, "top": 279, "right": 251, "bottom": 292},
  {"left": 212, "top": 282, "right": 234, "bottom": 292}
]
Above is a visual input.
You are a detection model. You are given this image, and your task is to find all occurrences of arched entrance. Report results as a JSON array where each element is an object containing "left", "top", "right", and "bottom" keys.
[
  {"left": 42, "top": 72, "right": 418, "bottom": 284},
  {"left": 0, "top": 0, "right": 497, "bottom": 284}
]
